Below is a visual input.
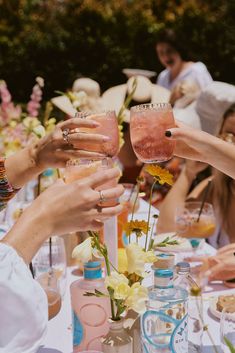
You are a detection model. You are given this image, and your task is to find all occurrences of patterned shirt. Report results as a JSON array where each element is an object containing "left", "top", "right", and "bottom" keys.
[{"left": 0, "top": 158, "right": 18, "bottom": 211}]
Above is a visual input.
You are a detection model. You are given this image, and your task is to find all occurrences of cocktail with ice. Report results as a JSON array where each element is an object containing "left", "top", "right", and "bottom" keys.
[
  {"left": 76, "top": 111, "right": 119, "bottom": 157},
  {"left": 130, "top": 103, "right": 175, "bottom": 163},
  {"left": 176, "top": 202, "right": 216, "bottom": 250}
]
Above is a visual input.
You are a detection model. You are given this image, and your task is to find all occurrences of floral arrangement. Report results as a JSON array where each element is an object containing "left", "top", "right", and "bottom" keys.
[
  {"left": 0, "top": 77, "right": 56, "bottom": 156},
  {"left": 72, "top": 164, "right": 176, "bottom": 321},
  {"left": 124, "top": 164, "right": 176, "bottom": 251}
]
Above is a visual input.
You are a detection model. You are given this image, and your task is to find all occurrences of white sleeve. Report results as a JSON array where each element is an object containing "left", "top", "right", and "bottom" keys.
[
  {"left": 193, "top": 62, "right": 213, "bottom": 89},
  {"left": 0, "top": 243, "right": 48, "bottom": 353}
]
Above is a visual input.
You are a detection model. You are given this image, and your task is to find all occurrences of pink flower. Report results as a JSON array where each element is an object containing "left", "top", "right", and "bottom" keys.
[{"left": 26, "top": 77, "right": 44, "bottom": 117}]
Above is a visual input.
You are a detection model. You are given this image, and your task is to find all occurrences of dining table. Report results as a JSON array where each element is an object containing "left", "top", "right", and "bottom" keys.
[{"left": 38, "top": 199, "right": 234, "bottom": 353}]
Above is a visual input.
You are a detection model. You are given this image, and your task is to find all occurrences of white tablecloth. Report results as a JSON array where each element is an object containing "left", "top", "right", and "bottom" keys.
[{"left": 39, "top": 199, "right": 234, "bottom": 353}]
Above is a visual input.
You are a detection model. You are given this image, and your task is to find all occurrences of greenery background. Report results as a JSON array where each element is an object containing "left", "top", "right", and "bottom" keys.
[{"left": 0, "top": 0, "right": 234, "bottom": 101}]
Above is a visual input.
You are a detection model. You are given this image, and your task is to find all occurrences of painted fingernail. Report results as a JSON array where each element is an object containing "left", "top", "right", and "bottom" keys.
[
  {"left": 103, "top": 136, "right": 111, "bottom": 141},
  {"left": 92, "top": 121, "right": 100, "bottom": 126},
  {"left": 165, "top": 130, "right": 172, "bottom": 137}
]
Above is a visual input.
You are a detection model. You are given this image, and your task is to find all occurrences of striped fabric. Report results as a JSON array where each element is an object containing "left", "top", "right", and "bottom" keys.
[{"left": 0, "top": 158, "right": 18, "bottom": 211}]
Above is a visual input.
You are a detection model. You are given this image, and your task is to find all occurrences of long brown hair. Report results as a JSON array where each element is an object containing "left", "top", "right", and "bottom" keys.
[{"left": 212, "top": 103, "right": 235, "bottom": 234}]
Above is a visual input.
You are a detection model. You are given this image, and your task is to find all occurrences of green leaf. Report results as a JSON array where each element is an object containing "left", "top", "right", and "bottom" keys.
[{"left": 224, "top": 337, "right": 235, "bottom": 353}]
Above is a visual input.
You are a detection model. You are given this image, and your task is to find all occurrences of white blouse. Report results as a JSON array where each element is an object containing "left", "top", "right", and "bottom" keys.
[
  {"left": 0, "top": 243, "right": 48, "bottom": 353},
  {"left": 157, "top": 61, "right": 213, "bottom": 91}
]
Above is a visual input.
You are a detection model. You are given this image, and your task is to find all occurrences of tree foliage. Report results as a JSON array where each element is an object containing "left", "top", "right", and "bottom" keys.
[{"left": 0, "top": 0, "right": 234, "bottom": 101}]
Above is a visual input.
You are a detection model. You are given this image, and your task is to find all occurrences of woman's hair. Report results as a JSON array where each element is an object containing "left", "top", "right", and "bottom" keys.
[
  {"left": 155, "top": 28, "right": 189, "bottom": 61},
  {"left": 212, "top": 103, "right": 235, "bottom": 235}
]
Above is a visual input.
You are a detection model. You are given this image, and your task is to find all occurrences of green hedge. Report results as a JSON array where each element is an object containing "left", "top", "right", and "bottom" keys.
[{"left": 0, "top": 0, "right": 234, "bottom": 101}]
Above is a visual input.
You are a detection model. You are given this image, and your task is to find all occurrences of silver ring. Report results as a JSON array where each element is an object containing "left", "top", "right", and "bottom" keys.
[
  {"left": 99, "top": 190, "right": 106, "bottom": 203},
  {"left": 62, "top": 128, "right": 70, "bottom": 144}
]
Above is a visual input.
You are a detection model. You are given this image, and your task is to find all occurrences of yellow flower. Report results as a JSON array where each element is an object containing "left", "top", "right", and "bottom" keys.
[
  {"left": 23, "top": 116, "right": 40, "bottom": 129},
  {"left": 113, "top": 282, "right": 130, "bottom": 300},
  {"left": 126, "top": 243, "right": 157, "bottom": 278},
  {"left": 125, "top": 283, "right": 148, "bottom": 314},
  {"left": 72, "top": 238, "right": 93, "bottom": 263},
  {"left": 145, "top": 164, "right": 174, "bottom": 186},
  {"left": 105, "top": 271, "right": 129, "bottom": 291},
  {"left": 124, "top": 220, "right": 149, "bottom": 238}
]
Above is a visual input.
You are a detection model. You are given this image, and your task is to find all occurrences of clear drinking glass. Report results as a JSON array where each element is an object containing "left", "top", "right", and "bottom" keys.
[
  {"left": 37, "top": 269, "right": 62, "bottom": 320},
  {"left": 75, "top": 110, "right": 119, "bottom": 157},
  {"left": 33, "top": 236, "right": 67, "bottom": 298},
  {"left": 130, "top": 103, "right": 175, "bottom": 163},
  {"left": 221, "top": 306, "right": 235, "bottom": 353},
  {"left": 65, "top": 158, "right": 118, "bottom": 207},
  {"left": 175, "top": 202, "right": 216, "bottom": 253}
]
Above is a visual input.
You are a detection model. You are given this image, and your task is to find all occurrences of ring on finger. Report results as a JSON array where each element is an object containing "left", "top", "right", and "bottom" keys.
[
  {"left": 62, "top": 128, "right": 74, "bottom": 146},
  {"left": 98, "top": 190, "right": 106, "bottom": 203}
]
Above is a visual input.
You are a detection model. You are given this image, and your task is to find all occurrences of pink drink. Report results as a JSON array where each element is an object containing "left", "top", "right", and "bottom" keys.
[
  {"left": 77, "top": 111, "right": 119, "bottom": 157},
  {"left": 71, "top": 261, "right": 110, "bottom": 352},
  {"left": 130, "top": 103, "right": 175, "bottom": 163}
]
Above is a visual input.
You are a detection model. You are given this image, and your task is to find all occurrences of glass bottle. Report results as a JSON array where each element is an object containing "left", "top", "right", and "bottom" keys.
[
  {"left": 70, "top": 261, "right": 110, "bottom": 352},
  {"left": 101, "top": 318, "right": 133, "bottom": 353},
  {"left": 141, "top": 265, "right": 188, "bottom": 353},
  {"left": 174, "top": 262, "right": 203, "bottom": 353}
]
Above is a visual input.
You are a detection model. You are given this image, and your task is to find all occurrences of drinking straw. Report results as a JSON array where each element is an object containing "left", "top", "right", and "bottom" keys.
[
  {"left": 196, "top": 179, "right": 212, "bottom": 222},
  {"left": 49, "top": 237, "right": 53, "bottom": 268}
]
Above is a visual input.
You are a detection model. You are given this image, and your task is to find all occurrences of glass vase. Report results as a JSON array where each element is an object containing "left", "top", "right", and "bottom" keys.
[
  {"left": 101, "top": 319, "right": 133, "bottom": 353},
  {"left": 124, "top": 310, "right": 142, "bottom": 353}
]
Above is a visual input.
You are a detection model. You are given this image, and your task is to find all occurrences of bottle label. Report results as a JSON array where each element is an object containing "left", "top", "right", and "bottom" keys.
[
  {"left": 171, "top": 314, "right": 188, "bottom": 353},
  {"left": 72, "top": 310, "right": 84, "bottom": 346}
]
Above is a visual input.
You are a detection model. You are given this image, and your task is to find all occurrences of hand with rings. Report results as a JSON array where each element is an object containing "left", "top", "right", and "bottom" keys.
[{"left": 29, "top": 117, "right": 110, "bottom": 170}]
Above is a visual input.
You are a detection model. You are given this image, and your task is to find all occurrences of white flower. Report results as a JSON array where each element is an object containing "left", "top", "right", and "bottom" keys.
[
  {"left": 125, "top": 283, "right": 148, "bottom": 314},
  {"left": 126, "top": 243, "right": 146, "bottom": 277},
  {"left": 113, "top": 282, "right": 130, "bottom": 300},
  {"left": 33, "top": 125, "right": 46, "bottom": 137},
  {"left": 126, "top": 243, "right": 157, "bottom": 277},
  {"left": 105, "top": 271, "right": 129, "bottom": 290},
  {"left": 72, "top": 238, "right": 93, "bottom": 263}
]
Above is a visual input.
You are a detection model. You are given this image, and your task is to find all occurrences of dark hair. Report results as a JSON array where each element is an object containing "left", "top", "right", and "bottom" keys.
[
  {"left": 220, "top": 103, "right": 235, "bottom": 132},
  {"left": 155, "top": 28, "right": 189, "bottom": 61}
]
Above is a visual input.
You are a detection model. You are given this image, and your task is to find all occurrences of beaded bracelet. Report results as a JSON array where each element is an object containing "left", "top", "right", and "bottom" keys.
[{"left": 0, "top": 158, "right": 19, "bottom": 211}]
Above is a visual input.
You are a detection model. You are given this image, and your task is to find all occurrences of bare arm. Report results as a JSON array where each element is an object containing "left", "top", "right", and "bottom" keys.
[
  {"left": 166, "top": 124, "right": 235, "bottom": 180},
  {"left": 4, "top": 117, "right": 107, "bottom": 189}
]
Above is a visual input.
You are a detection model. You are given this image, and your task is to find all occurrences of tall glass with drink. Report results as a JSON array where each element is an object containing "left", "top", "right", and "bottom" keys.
[{"left": 130, "top": 103, "right": 175, "bottom": 163}]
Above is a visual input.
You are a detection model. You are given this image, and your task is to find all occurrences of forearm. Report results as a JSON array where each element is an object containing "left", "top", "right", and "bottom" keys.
[
  {"left": 157, "top": 167, "right": 194, "bottom": 233},
  {"left": 206, "top": 137, "right": 235, "bottom": 179},
  {"left": 2, "top": 198, "right": 52, "bottom": 264},
  {"left": 5, "top": 144, "right": 44, "bottom": 189}
]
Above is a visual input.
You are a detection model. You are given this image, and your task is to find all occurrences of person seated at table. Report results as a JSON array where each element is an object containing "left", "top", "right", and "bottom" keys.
[
  {"left": 0, "top": 117, "right": 124, "bottom": 353},
  {"left": 155, "top": 28, "right": 213, "bottom": 105},
  {"left": 157, "top": 104, "right": 235, "bottom": 248}
]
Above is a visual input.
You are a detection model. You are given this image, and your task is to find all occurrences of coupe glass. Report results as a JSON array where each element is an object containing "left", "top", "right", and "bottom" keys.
[
  {"left": 130, "top": 103, "right": 175, "bottom": 163},
  {"left": 33, "top": 236, "right": 67, "bottom": 298},
  {"left": 75, "top": 110, "right": 119, "bottom": 157},
  {"left": 221, "top": 306, "right": 235, "bottom": 353}
]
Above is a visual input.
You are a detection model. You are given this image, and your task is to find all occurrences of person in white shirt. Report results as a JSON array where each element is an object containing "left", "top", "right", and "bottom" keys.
[{"left": 155, "top": 28, "right": 213, "bottom": 104}]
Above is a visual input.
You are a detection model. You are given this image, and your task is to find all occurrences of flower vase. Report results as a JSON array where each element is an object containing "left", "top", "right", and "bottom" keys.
[
  {"left": 124, "top": 310, "right": 142, "bottom": 353},
  {"left": 101, "top": 319, "right": 133, "bottom": 353}
]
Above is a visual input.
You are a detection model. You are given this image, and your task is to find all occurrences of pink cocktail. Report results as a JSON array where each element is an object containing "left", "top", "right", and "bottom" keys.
[
  {"left": 130, "top": 103, "right": 175, "bottom": 163},
  {"left": 76, "top": 111, "right": 119, "bottom": 157}
]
